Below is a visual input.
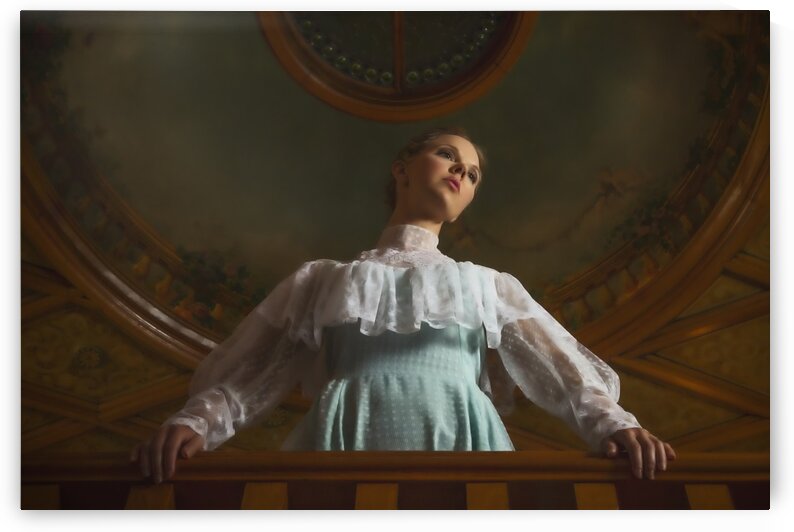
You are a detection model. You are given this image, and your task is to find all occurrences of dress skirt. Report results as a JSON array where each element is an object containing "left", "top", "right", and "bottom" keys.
[{"left": 281, "top": 320, "right": 515, "bottom": 451}]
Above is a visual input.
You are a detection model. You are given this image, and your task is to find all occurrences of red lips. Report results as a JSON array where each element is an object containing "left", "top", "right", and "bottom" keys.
[{"left": 443, "top": 177, "right": 460, "bottom": 192}]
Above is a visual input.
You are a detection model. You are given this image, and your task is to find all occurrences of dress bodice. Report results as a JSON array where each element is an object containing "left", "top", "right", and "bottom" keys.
[
  {"left": 324, "top": 320, "right": 486, "bottom": 384},
  {"left": 282, "top": 319, "right": 513, "bottom": 451}
]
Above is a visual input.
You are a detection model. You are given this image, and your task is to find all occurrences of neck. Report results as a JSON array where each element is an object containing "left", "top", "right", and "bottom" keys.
[{"left": 385, "top": 210, "right": 443, "bottom": 236}]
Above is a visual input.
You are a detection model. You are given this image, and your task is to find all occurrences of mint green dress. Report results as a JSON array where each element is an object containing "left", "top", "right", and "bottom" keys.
[
  {"left": 280, "top": 320, "right": 515, "bottom": 451},
  {"left": 165, "top": 224, "right": 641, "bottom": 454}
]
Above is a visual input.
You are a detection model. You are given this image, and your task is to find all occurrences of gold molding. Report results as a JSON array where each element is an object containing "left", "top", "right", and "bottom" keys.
[
  {"left": 22, "top": 382, "right": 98, "bottom": 424},
  {"left": 21, "top": 291, "right": 88, "bottom": 322},
  {"left": 21, "top": 261, "right": 73, "bottom": 294},
  {"left": 724, "top": 251, "right": 769, "bottom": 288},
  {"left": 21, "top": 375, "right": 190, "bottom": 425},
  {"left": 670, "top": 416, "right": 769, "bottom": 451},
  {"left": 97, "top": 376, "right": 191, "bottom": 422},
  {"left": 22, "top": 419, "right": 94, "bottom": 453},
  {"left": 611, "top": 357, "right": 768, "bottom": 417},
  {"left": 622, "top": 291, "right": 769, "bottom": 358}
]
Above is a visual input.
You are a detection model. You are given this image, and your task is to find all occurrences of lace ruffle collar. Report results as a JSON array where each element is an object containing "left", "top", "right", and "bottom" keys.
[{"left": 375, "top": 224, "right": 440, "bottom": 251}]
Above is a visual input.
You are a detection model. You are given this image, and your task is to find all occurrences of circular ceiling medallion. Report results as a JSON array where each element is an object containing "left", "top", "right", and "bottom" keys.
[{"left": 258, "top": 12, "right": 537, "bottom": 122}]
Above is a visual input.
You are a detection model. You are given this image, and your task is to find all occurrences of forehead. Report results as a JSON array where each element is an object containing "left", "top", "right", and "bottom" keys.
[{"left": 430, "top": 135, "right": 479, "bottom": 166}]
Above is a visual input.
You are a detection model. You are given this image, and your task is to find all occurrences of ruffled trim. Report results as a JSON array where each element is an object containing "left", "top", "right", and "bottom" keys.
[{"left": 252, "top": 258, "right": 541, "bottom": 351}]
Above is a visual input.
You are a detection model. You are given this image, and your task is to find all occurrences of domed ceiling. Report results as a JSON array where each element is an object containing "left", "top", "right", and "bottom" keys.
[
  {"left": 21, "top": 11, "right": 769, "bottom": 457},
  {"left": 23, "top": 11, "right": 759, "bottom": 299}
]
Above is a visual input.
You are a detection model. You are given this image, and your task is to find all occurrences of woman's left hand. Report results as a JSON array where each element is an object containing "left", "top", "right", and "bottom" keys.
[{"left": 601, "top": 428, "right": 677, "bottom": 480}]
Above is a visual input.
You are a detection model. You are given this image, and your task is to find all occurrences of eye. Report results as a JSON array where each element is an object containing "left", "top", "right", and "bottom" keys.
[{"left": 438, "top": 148, "right": 478, "bottom": 183}]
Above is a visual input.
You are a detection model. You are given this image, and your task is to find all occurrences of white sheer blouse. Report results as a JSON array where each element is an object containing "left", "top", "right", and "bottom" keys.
[{"left": 164, "top": 224, "right": 641, "bottom": 451}]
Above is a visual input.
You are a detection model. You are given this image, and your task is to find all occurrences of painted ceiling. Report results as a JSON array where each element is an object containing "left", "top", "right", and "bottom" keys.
[{"left": 24, "top": 11, "right": 729, "bottom": 297}]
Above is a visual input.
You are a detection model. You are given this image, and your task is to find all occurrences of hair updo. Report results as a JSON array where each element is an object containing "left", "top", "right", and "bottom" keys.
[{"left": 385, "top": 126, "right": 487, "bottom": 212}]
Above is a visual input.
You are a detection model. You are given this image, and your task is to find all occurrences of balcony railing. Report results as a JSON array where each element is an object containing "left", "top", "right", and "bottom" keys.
[{"left": 22, "top": 451, "right": 769, "bottom": 509}]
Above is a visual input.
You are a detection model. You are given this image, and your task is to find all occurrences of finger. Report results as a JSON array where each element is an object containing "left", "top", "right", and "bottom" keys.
[
  {"left": 624, "top": 435, "right": 643, "bottom": 479},
  {"left": 664, "top": 442, "right": 677, "bottom": 461},
  {"left": 163, "top": 429, "right": 183, "bottom": 481},
  {"left": 150, "top": 428, "right": 168, "bottom": 484},
  {"left": 606, "top": 440, "right": 618, "bottom": 457},
  {"left": 639, "top": 434, "right": 656, "bottom": 479},
  {"left": 655, "top": 439, "right": 667, "bottom": 472},
  {"left": 182, "top": 432, "right": 205, "bottom": 459},
  {"left": 601, "top": 436, "right": 617, "bottom": 457}
]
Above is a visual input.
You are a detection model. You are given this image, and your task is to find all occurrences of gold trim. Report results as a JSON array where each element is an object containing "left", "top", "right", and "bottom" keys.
[
  {"left": 258, "top": 12, "right": 538, "bottom": 122},
  {"left": 22, "top": 375, "right": 190, "bottom": 427},
  {"left": 670, "top": 417, "right": 769, "bottom": 451},
  {"left": 610, "top": 357, "right": 768, "bottom": 417},
  {"left": 622, "top": 292, "right": 769, "bottom": 358},
  {"left": 724, "top": 251, "right": 769, "bottom": 287},
  {"left": 23, "top": 419, "right": 94, "bottom": 453},
  {"left": 21, "top": 291, "right": 86, "bottom": 322},
  {"left": 97, "top": 375, "right": 191, "bottom": 422}
]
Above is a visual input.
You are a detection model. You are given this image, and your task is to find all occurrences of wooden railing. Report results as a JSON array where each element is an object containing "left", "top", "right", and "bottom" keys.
[{"left": 21, "top": 451, "right": 769, "bottom": 509}]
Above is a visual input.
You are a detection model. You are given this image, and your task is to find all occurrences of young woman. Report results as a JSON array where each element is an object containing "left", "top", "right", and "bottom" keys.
[{"left": 131, "top": 127, "right": 676, "bottom": 483}]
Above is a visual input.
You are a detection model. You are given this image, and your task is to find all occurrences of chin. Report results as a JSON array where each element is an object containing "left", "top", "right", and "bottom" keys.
[
  {"left": 419, "top": 194, "right": 452, "bottom": 216},
  {"left": 435, "top": 209, "right": 460, "bottom": 224}
]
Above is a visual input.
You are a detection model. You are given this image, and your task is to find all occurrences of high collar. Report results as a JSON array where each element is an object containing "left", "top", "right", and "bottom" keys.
[{"left": 376, "top": 224, "right": 440, "bottom": 251}]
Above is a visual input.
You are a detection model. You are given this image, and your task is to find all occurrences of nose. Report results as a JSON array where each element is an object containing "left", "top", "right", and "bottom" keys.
[{"left": 450, "top": 162, "right": 466, "bottom": 180}]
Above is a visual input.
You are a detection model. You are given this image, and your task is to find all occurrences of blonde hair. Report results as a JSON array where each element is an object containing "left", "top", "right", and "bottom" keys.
[{"left": 385, "top": 126, "right": 487, "bottom": 211}]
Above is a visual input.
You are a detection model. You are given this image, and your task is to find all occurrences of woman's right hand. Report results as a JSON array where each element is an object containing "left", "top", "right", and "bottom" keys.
[{"left": 130, "top": 424, "right": 205, "bottom": 484}]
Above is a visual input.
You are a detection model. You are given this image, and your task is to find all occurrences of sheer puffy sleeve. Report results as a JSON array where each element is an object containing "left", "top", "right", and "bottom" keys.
[
  {"left": 487, "top": 271, "right": 642, "bottom": 451},
  {"left": 162, "top": 263, "right": 323, "bottom": 451}
]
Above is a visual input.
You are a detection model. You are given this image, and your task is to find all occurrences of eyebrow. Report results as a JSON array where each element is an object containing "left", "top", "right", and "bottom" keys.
[{"left": 436, "top": 144, "right": 481, "bottom": 177}]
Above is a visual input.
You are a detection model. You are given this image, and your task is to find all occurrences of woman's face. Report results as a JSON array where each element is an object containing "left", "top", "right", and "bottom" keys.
[{"left": 391, "top": 134, "right": 482, "bottom": 223}]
